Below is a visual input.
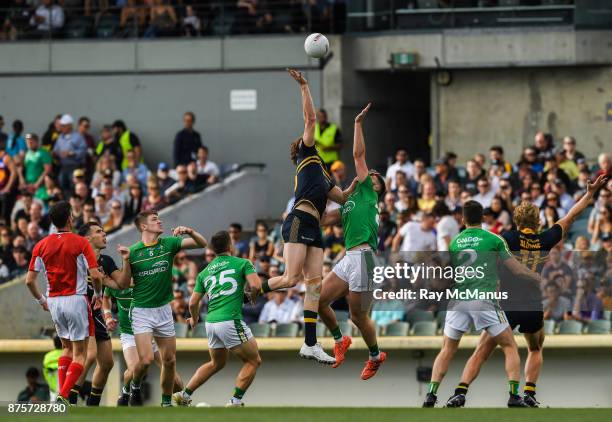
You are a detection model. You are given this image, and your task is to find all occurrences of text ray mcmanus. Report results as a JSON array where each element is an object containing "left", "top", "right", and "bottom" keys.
[{"left": 373, "top": 288, "right": 508, "bottom": 301}]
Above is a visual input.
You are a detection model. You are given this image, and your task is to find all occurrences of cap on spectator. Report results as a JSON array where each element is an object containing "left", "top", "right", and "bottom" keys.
[
  {"left": 158, "top": 162, "right": 169, "bottom": 172},
  {"left": 59, "top": 114, "right": 74, "bottom": 125},
  {"left": 577, "top": 158, "right": 586, "bottom": 165},
  {"left": 73, "top": 168, "right": 85, "bottom": 178},
  {"left": 330, "top": 161, "right": 345, "bottom": 172}
]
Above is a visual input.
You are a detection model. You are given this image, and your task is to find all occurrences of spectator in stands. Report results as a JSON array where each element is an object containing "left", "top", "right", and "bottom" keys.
[
  {"left": 92, "top": 161, "right": 121, "bottom": 196},
  {"left": 41, "top": 115, "right": 61, "bottom": 152},
  {"left": 378, "top": 210, "right": 395, "bottom": 252},
  {"left": 119, "top": 0, "right": 147, "bottom": 38},
  {"left": 186, "top": 161, "right": 207, "bottom": 192},
  {"left": 394, "top": 186, "right": 415, "bottom": 215},
  {"left": 433, "top": 201, "right": 459, "bottom": 252},
  {"left": 489, "top": 145, "right": 512, "bottom": 176},
  {"left": 433, "top": 158, "right": 450, "bottom": 194},
  {"left": 534, "top": 131, "right": 554, "bottom": 162},
  {"left": 171, "top": 289, "right": 189, "bottom": 323},
  {"left": 1, "top": 138, "right": 18, "bottom": 224},
  {"left": 112, "top": 120, "right": 141, "bottom": 169},
  {"left": 463, "top": 159, "right": 482, "bottom": 194},
  {"left": 70, "top": 195, "right": 85, "bottom": 229},
  {"left": 144, "top": 0, "right": 178, "bottom": 38},
  {"left": 444, "top": 179, "right": 462, "bottom": 211},
  {"left": 196, "top": 146, "right": 219, "bottom": 185},
  {"left": 123, "top": 183, "right": 143, "bottom": 222},
  {"left": 385, "top": 148, "right": 413, "bottom": 192},
  {"left": 103, "top": 199, "right": 125, "bottom": 234},
  {"left": 314, "top": 108, "right": 343, "bottom": 169},
  {"left": 173, "top": 250, "right": 198, "bottom": 285},
  {"left": 591, "top": 205, "right": 612, "bottom": 247},
  {"left": 203, "top": 247, "right": 216, "bottom": 268},
  {"left": 543, "top": 155, "right": 571, "bottom": 191},
  {"left": 19, "top": 134, "right": 51, "bottom": 200},
  {"left": 418, "top": 180, "right": 437, "bottom": 213},
  {"left": 407, "top": 158, "right": 426, "bottom": 196},
  {"left": 595, "top": 152, "right": 611, "bottom": 178},
  {"left": 542, "top": 247, "right": 573, "bottom": 286},
  {"left": 81, "top": 199, "right": 97, "bottom": 226},
  {"left": 95, "top": 124, "right": 123, "bottom": 166},
  {"left": 156, "top": 163, "right": 175, "bottom": 195},
  {"left": 0, "top": 116, "right": 6, "bottom": 144},
  {"left": 482, "top": 207, "right": 503, "bottom": 235},
  {"left": 142, "top": 177, "right": 167, "bottom": 212},
  {"left": 572, "top": 275, "right": 604, "bottom": 322},
  {"left": 551, "top": 178, "right": 575, "bottom": 213},
  {"left": 562, "top": 136, "right": 584, "bottom": 164},
  {"left": 382, "top": 192, "right": 398, "bottom": 223},
  {"left": 25, "top": 222, "right": 42, "bottom": 252},
  {"left": 6, "top": 119, "right": 26, "bottom": 159},
  {"left": 29, "top": 0, "right": 64, "bottom": 38},
  {"left": 392, "top": 212, "right": 437, "bottom": 256},
  {"left": 330, "top": 161, "right": 350, "bottom": 189},
  {"left": 249, "top": 221, "right": 273, "bottom": 262},
  {"left": 258, "top": 290, "right": 294, "bottom": 324},
  {"left": 173, "top": 111, "right": 202, "bottom": 167},
  {"left": 472, "top": 177, "right": 495, "bottom": 208},
  {"left": 29, "top": 201, "right": 50, "bottom": 232},
  {"left": 9, "top": 245, "right": 28, "bottom": 278},
  {"left": 0, "top": 227, "right": 13, "bottom": 268},
  {"left": 542, "top": 282, "right": 572, "bottom": 323},
  {"left": 182, "top": 5, "right": 201, "bottom": 36},
  {"left": 323, "top": 223, "right": 345, "bottom": 264},
  {"left": 53, "top": 114, "right": 87, "bottom": 193},
  {"left": 552, "top": 147, "right": 580, "bottom": 181},
  {"left": 165, "top": 164, "right": 192, "bottom": 203},
  {"left": 229, "top": 222, "right": 249, "bottom": 258},
  {"left": 122, "top": 149, "right": 148, "bottom": 188},
  {"left": 17, "top": 367, "right": 49, "bottom": 403}
]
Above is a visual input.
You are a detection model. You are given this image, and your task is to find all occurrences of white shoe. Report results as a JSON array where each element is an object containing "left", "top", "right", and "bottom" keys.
[
  {"left": 225, "top": 399, "right": 244, "bottom": 407},
  {"left": 172, "top": 391, "right": 192, "bottom": 407},
  {"left": 299, "top": 342, "right": 336, "bottom": 365}
]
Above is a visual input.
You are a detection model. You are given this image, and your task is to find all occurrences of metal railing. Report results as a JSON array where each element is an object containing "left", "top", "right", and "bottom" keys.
[{"left": 0, "top": 1, "right": 346, "bottom": 42}]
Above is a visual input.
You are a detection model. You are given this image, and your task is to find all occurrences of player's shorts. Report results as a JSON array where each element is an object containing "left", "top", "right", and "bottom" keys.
[
  {"left": 332, "top": 248, "right": 376, "bottom": 292},
  {"left": 206, "top": 320, "right": 253, "bottom": 349},
  {"left": 505, "top": 311, "right": 544, "bottom": 334},
  {"left": 47, "top": 295, "right": 94, "bottom": 341},
  {"left": 443, "top": 300, "right": 509, "bottom": 340},
  {"left": 131, "top": 304, "right": 175, "bottom": 338},
  {"left": 120, "top": 333, "right": 160, "bottom": 353},
  {"left": 92, "top": 308, "right": 111, "bottom": 342},
  {"left": 282, "top": 209, "right": 323, "bottom": 248}
]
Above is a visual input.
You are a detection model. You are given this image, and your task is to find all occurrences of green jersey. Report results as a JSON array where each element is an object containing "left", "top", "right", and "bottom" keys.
[
  {"left": 129, "top": 236, "right": 183, "bottom": 308},
  {"left": 341, "top": 175, "right": 379, "bottom": 250},
  {"left": 24, "top": 148, "right": 52, "bottom": 199},
  {"left": 104, "top": 287, "right": 134, "bottom": 335},
  {"left": 449, "top": 227, "right": 512, "bottom": 296},
  {"left": 194, "top": 255, "right": 256, "bottom": 323}
]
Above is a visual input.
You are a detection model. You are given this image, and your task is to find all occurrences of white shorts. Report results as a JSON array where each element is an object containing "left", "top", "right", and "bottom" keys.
[
  {"left": 206, "top": 320, "right": 253, "bottom": 349},
  {"left": 131, "top": 304, "right": 175, "bottom": 338},
  {"left": 332, "top": 249, "right": 376, "bottom": 292},
  {"left": 443, "top": 300, "right": 509, "bottom": 340},
  {"left": 120, "top": 333, "right": 159, "bottom": 353},
  {"left": 47, "top": 295, "right": 93, "bottom": 341}
]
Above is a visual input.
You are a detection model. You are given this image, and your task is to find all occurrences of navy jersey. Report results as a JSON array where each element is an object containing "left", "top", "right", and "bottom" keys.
[
  {"left": 500, "top": 224, "right": 563, "bottom": 308},
  {"left": 293, "top": 141, "right": 334, "bottom": 218}
]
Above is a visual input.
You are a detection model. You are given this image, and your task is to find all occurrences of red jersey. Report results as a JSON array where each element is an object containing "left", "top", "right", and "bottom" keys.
[{"left": 29, "top": 232, "right": 98, "bottom": 297}]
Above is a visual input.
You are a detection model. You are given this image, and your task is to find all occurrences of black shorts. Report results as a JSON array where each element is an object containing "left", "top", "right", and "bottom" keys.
[
  {"left": 282, "top": 209, "right": 323, "bottom": 248},
  {"left": 505, "top": 311, "right": 544, "bottom": 334},
  {"left": 92, "top": 309, "right": 111, "bottom": 342}
]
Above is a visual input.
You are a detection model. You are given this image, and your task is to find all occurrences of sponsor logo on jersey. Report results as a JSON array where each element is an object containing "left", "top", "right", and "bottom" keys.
[
  {"left": 456, "top": 236, "right": 481, "bottom": 244},
  {"left": 342, "top": 200, "right": 355, "bottom": 213},
  {"left": 206, "top": 260, "right": 229, "bottom": 273},
  {"left": 136, "top": 260, "right": 169, "bottom": 277}
]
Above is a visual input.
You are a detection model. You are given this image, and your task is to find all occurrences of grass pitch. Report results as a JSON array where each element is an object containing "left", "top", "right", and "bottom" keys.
[{"left": 5, "top": 407, "right": 612, "bottom": 422}]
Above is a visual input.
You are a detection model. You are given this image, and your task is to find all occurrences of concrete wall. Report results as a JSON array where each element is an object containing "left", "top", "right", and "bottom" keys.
[{"left": 436, "top": 66, "right": 612, "bottom": 164}]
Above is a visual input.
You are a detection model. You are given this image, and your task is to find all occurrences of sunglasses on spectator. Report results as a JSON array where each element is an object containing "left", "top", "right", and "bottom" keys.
[
  {"left": 500, "top": 184, "right": 510, "bottom": 189},
  {"left": 84, "top": 207, "right": 95, "bottom": 212}
]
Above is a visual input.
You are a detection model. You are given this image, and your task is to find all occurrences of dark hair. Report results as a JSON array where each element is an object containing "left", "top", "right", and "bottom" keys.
[
  {"left": 26, "top": 367, "right": 39, "bottom": 379},
  {"left": 490, "top": 145, "right": 504, "bottom": 155},
  {"left": 290, "top": 138, "right": 301, "bottom": 165},
  {"left": 229, "top": 223, "right": 242, "bottom": 232},
  {"left": 256, "top": 221, "right": 268, "bottom": 231},
  {"left": 463, "top": 200, "right": 483, "bottom": 226},
  {"left": 134, "top": 210, "right": 157, "bottom": 232},
  {"left": 78, "top": 221, "right": 102, "bottom": 237},
  {"left": 49, "top": 201, "right": 72, "bottom": 229},
  {"left": 210, "top": 230, "right": 232, "bottom": 254},
  {"left": 78, "top": 116, "right": 90, "bottom": 125},
  {"left": 199, "top": 145, "right": 209, "bottom": 153},
  {"left": 13, "top": 119, "right": 23, "bottom": 135},
  {"left": 432, "top": 200, "right": 451, "bottom": 218},
  {"left": 184, "top": 111, "right": 196, "bottom": 122},
  {"left": 369, "top": 170, "right": 386, "bottom": 202},
  {"left": 112, "top": 120, "right": 126, "bottom": 131}
]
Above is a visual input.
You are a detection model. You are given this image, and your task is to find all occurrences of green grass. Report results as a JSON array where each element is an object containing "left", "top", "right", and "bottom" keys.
[{"left": 5, "top": 407, "right": 612, "bottom": 422}]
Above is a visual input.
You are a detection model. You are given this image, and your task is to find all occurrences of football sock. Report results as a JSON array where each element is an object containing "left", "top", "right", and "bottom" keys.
[
  {"left": 261, "top": 280, "right": 272, "bottom": 293},
  {"left": 60, "top": 362, "right": 84, "bottom": 399},
  {"left": 57, "top": 356, "right": 72, "bottom": 394},
  {"left": 509, "top": 380, "right": 520, "bottom": 396},
  {"left": 454, "top": 383, "right": 469, "bottom": 396},
  {"left": 68, "top": 384, "right": 80, "bottom": 404},
  {"left": 233, "top": 387, "right": 246, "bottom": 400},
  {"left": 130, "top": 379, "right": 141, "bottom": 390},
  {"left": 524, "top": 382, "right": 536, "bottom": 396},
  {"left": 122, "top": 382, "right": 131, "bottom": 395},
  {"left": 428, "top": 381, "right": 440, "bottom": 395},
  {"left": 368, "top": 343, "right": 380, "bottom": 360},
  {"left": 330, "top": 326, "right": 343, "bottom": 342},
  {"left": 303, "top": 310, "right": 318, "bottom": 346},
  {"left": 86, "top": 387, "right": 104, "bottom": 406},
  {"left": 184, "top": 387, "right": 193, "bottom": 397},
  {"left": 161, "top": 394, "right": 172, "bottom": 406}
]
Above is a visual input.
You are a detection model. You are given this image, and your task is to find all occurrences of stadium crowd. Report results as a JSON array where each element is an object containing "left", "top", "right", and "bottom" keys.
[{"left": 0, "top": 111, "right": 220, "bottom": 284}]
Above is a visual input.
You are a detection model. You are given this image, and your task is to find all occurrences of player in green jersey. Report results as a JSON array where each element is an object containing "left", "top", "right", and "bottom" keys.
[
  {"left": 317, "top": 103, "right": 387, "bottom": 379},
  {"left": 423, "top": 201, "right": 541, "bottom": 409},
  {"left": 173, "top": 230, "right": 262, "bottom": 407},
  {"left": 122, "top": 210, "right": 207, "bottom": 407}
]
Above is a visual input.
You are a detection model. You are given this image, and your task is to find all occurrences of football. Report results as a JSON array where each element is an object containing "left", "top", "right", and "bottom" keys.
[{"left": 304, "top": 33, "right": 329, "bottom": 59}]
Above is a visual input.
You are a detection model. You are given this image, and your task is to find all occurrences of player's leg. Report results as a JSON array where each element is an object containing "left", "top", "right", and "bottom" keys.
[
  {"left": 154, "top": 335, "right": 177, "bottom": 407},
  {"left": 522, "top": 328, "right": 545, "bottom": 407},
  {"left": 449, "top": 331, "right": 496, "bottom": 403},
  {"left": 153, "top": 344, "right": 183, "bottom": 392},
  {"left": 226, "top": 338, "right": 262, "bottom": 407},
  {"left": 59, "top": 337, "right": 89, "bottom": 401},
  {"left": 318, "top": 270, "right": 350, "bottom": 367},
  {"left": 173, "top": 347, "right": 228, "bottom": 406},
  {"left": 57, "top": 338, "right": 73, "bottom": 400},
  {"left": 130, "top": 332, "right": 155, "bottom": 406},
  {"left": 117, "top": 340, "right": 139, "bottom": 406},
  {"left": 348, "top": 291, "right": 386, "bottom": 380},
  {"left": 86, "top": 338, "right": 114, "bottom": 406},
  {"left": 69, "top": 336, "right": 96, "bottom": 404},
  {"left": 264, "top": 242, "right": 307, "bottom": 291}
]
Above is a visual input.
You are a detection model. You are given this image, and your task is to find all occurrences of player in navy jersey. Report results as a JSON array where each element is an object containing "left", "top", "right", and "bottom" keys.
[{"left": 450, "top": 174, "right": 606, "bottom": 407}]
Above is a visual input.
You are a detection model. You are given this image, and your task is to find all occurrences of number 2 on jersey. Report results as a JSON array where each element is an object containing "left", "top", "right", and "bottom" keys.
[{"left": 204, "top": 269, "right": 238, "bottom": 300}]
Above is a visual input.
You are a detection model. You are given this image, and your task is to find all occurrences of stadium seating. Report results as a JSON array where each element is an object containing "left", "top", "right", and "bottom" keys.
[
  {"left": 558, "top": 320, "right": 583, "bottom": 335},
  {"left": 384, "top": 322, "right": 410, "bottom": 336},
  {"left": 407, "top": 310, "right": 435, "bottom": 324},
  {"left": 174, "top": 322, "right": 189, "bottom": 338},
  {"left": 586, "top": 320, "right": 611, "bottom": 335},
  {"left": 316, "top": 323, "right": 328, "bottom": 338},
  {"left": 412, "top": 321, "right": 438, "bottom": 336},
  {"left": 192, "top": 323, "right": 207, "bottom": 338},
  {"left": 543, "top": 319, "right": 556, "bottom": 335},
  {"left": 337, "top": 321, "right": 353, "bottom": 337},
  {"left": 274, "top": 323, "right": 299, "bottom": 338},
  {"left": 335, "top": 311, "right": 350, "bottom": 322},
  {"left": 249, "top": 323, "right": 271, "bottom": 338}
]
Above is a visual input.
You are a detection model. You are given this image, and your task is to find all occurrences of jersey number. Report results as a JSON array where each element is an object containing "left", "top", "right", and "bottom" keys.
[{"left": 205, "top": 269, "right": 238, "bottom": 300}]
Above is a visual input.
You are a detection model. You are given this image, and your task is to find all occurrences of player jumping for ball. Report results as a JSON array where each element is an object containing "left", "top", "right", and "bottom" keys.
[
  {"left": 260, "top": 69, "right": 356, "bottom": 364},
  {"left": 318, "top": 103, "right": 388, "bottom": 379},
  {"left": 173, "top": 230, "right": 263, "bottom": 407}
]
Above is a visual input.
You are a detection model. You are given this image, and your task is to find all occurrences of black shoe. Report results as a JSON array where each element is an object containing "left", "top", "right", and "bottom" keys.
[
  {"left": 129, "top": 388, "right": 143, "bottom": 406},
  {"left": 117, "top": 393, "right": 130, "bottom": 406},
  {"left": 508, "top": 394, "right": 529, "bottom": 408},
  {"left": 422, "top": 393, "right": 437, "bottom": 408},
  {"left": 522, "top": 394, "right": 540, "bottom": 408},
  {"left": 445, "top": 393, "right": 466, "bottom": 408}
]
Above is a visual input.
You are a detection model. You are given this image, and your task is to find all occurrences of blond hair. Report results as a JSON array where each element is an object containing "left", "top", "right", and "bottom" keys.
[{"left": 513, "top": 201, "right": 540, "bottom": 231}]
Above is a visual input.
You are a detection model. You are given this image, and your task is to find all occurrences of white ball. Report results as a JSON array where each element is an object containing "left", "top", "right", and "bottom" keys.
[{"left": 304, "top": 33, "right": 329, "bottom": 59}]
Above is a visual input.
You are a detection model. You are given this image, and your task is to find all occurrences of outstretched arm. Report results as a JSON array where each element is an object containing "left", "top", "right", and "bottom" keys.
[
  {"left": 353, "top": 103, "right": 372, "bottom": 182},
  {"left": 288, "top": 68, "right": 316, "bottom": 147},
  {"left": 173, "top": 226, "right": 208, "bottom": 250},
  {"left": 556, "top": 174, "right": 607, "bottom": 233},
  {"left": 503, "top": 256, "right": 542, "bottom": 286}
]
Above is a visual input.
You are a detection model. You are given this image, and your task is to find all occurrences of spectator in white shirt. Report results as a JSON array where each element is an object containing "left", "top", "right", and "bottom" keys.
[
  {"left": 385, "top": 148, "right": 414, "bottom": 192},
  {"left": 433, "top": 201, "right": 460, "bottom": 251},
  {"left": 550, "top": 179, "right": 575, "bottom": 213},
  {"left": 258, "top": 290, "right": 295, "bottom": 324},
  {"left": 392, "top": 213, "right": 437, "bottom": 259},
  {"left": 196, "top": 146, "right": 220, "bottom": 184},
  {"left": 472, "top": 177, "right": 496, "bottom": 208},
  {"left": 30, "top": 0, "right": 64, "bottom": 35}
]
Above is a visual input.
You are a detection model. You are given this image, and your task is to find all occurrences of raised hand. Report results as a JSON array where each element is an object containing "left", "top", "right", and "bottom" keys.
[
  {"left": 172, "top": 226, "right": 194, "bottom": 237},
  {"left": 355, "top": 102, "right": 372, "bottom": 123},
  {"left": 587, "top": 174, "right": 607, "bottom": 195},
  {"left": 117, "top": 244, "right": 130, "bottom": 260},
  {"left": 287, "top": 68, "right": 307, "bottom": 85}
]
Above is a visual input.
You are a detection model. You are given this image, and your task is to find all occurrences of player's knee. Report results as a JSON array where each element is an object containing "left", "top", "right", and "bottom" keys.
[
  {"left": 211, "top": 360, "right": 226, "bottom": 372},
  {"left": 99, "top": 357, "right": 114, "bottom": 372},
  {"left": 349, "top": 310, "right": 368, "bottom": 326},
  {"left": 250, "top": 354, "right": 262, "bottom": 368},
  {"left": 140, "top": 354, "right": 155, "bottom": 367},
  {"left": 305, "top": 279, "right": 321, "bottom": 301},
  {"left": 162, "top": 354, "right": 176, "bottom": 368}
]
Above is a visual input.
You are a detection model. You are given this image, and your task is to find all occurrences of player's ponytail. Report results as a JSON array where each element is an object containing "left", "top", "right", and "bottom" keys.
[{"left": 290, "top": 138, "right": 301, "bottom": 165}]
